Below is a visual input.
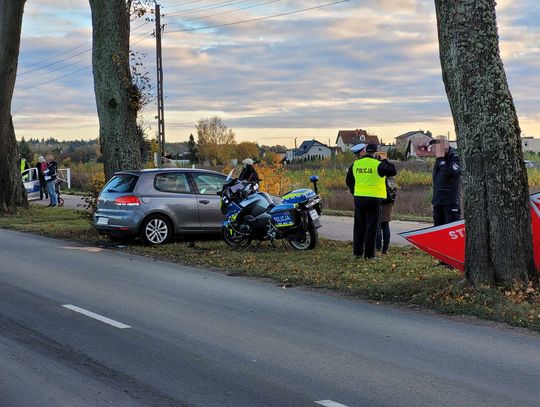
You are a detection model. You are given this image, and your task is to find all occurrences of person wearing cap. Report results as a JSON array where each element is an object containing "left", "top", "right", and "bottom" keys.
[
  {"left": 346, "top": 143, "right": 397, "bottom": 259},
  {"left": 239, "top": 158, "right": 260, "bottom": 184},
  {"left": 430, "top": 138, "right": 461, "bottom": 226}
]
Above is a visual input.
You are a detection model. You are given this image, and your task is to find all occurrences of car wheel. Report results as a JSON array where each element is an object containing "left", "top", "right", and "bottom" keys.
[{"left": 140, "top": 215, "right": 172, "bottom": 245}]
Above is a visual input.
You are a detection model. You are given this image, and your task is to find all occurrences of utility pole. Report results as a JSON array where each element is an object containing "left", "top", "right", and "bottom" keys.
[{"left": 155, "top": 2, "right": 165, "bottom": 158}]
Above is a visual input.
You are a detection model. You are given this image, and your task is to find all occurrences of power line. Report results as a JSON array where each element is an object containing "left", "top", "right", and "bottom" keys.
[
  {"left": 17, "top": 29, "right": 155, "bottom": 84},
  {"left": 164, "top": 0, "right": 214, "bottom": 9},
  {"left": 17, "top": 32, "right": 154, "bottom": 91},
  {"left": 17, "top": 56, "right": 88, "bottom": 83},
  {"left": 19, "top": 48, "right": 93, "bottom": 78},
  {"left": 166, "top": 0, "right": 351, "bottom": 33},
  {"left": 19, "top": 20, "right": 152, "bottom": 73},
  {"left": 19, "top": 42, "right": 90, "bottom": 72},
  {"left": 17, "top": 65, "right": 91, "bottom": 91},
  {"left": 167, "top": 0, "right": 282, "bottom": 25},
  {"left": 166, "top": 0, "right": 253, "bottom": 17}
]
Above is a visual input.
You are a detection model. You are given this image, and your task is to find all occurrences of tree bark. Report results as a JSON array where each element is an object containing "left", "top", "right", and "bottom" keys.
[
  {"left": 89, "top": 0, "right": 142, "bottom": 181},
  {"left": 0, "top": 0, "right": 28, "bottom": 213},
  {"left": 434, "top": 0, "right": 536, "bottom": 285}
]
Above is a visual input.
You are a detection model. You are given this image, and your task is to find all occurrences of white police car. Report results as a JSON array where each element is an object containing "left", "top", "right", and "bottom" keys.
[{"left": 22, "top": 167, "right": 41, "bottom": 200}]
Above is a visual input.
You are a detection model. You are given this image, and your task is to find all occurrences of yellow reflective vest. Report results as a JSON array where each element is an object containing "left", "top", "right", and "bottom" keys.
[{"left": 353, "top": 157, "right": 387, "bottom": 199}]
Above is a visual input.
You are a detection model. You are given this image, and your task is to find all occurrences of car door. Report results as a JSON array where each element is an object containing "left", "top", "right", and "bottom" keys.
[
  {"left": 23, "top": 168, "right": 40, "bottom": 200},
  {"left": 152, "top": 172, "right": 200, "bottom": 231},
  {"left": 190, "top": 172, "right": 227, "bottom": 230}
]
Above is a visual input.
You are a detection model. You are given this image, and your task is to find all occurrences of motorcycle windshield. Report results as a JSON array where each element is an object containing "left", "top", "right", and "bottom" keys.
[{"left": 230, "top": 182, "right": 244, "bottom": 193}]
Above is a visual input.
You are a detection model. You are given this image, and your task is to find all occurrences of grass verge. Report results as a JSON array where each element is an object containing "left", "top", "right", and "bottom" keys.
[{"left": 2, "top": 206, "right": 540, "bottom": 332}]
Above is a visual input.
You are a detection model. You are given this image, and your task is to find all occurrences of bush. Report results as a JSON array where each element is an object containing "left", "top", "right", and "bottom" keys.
[
  {"left": 81, "top": 173, "right": 106, "bottom": 221},
  {"left": 69, "top": 162, "right": 104, "bottom": 191}
]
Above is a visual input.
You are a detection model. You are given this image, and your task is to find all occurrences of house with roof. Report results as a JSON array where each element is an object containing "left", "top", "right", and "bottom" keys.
[
  {"left": 377, "top": 145, "right": 394, "bottom": 160},
  {"left": 522, "top": 136, "right": 540, "bottom": 153},
  {"left": 406, "top": 138, "right": 435, "bottom": 159},
  {"left": 405, "top": 135, "right": 458, "bottom": 159},
  {"left": 395, "top": 130, "right": 433, "bottom": 149},
  {"left": 289, "top": 140, "right": 332, "bottom": 161},
  {"left": 335, "top": 129, "right": 380, "bottom": 151}
]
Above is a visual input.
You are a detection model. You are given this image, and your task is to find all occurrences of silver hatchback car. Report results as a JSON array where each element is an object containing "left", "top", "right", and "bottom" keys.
[{"left": 93, "top": 168, "right": 227, "bottom": 244}]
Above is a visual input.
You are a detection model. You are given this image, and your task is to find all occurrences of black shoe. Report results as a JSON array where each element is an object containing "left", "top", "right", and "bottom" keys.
[{"left": 436, "top": 261, "right": 454, "bottom": 269}]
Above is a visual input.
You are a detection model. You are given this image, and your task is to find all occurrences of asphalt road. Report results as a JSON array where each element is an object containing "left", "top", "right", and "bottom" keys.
[
  {"left": 33, "top": 195, "right": 429, "bottom": 245},
  {"left": 2, "top": 229, "right": 540, "bottom": 406}
]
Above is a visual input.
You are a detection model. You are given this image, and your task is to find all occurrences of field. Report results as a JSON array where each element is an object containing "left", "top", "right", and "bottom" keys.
[
  {"left": 284, "top": 164, "right": 434, "bottom": 217},
  {"left": 65, "top": 161, "right": 540, "bottom": 219}
]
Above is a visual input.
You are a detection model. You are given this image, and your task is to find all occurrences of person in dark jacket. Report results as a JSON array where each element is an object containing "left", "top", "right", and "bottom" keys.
[
  {"left": 376, "top": 176, "right": 397, "bottom": 255},
  {"left": 238, "top": 158, "right": 260, "bottom": 184},
  {"left": 36, "top": 155, "right": 48, "bottom": 200},
  {"left": 44, "top": 156, "right": 58, "bottom": 207},
  {"left": 346, "top": 143, "right": 397, "bottom": 259},
  {"left": 430, "top": 139, "right": 461, "bottom": 226}
]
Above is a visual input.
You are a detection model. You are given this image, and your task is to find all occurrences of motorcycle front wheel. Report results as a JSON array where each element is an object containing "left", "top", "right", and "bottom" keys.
[
  {"left": 222, "top": 226, "right": 252, "bottom": 248},
  {"left": 288, "top": 224, "right": 318, "bottom": 250}
]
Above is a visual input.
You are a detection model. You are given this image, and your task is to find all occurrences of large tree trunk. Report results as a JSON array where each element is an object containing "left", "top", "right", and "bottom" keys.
[
  {"left": 89, "top": 0, "right": 142, "bottom": 181},
  {"left": 0, "top": 0, "right": 28, "bottom": 213},
  {"left": 434, "top": 0, "right": 536, "bottom": 285}
]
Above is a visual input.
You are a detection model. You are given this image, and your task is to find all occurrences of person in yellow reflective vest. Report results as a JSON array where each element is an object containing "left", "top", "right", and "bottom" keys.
[
  {"left": 346, "top": 143, "right": 397, "bottom": 259},
  {"left": 20, "top": 155, "right": 29, "bottom": 181},
  {"left": 20, "top": 156, "right": 28, "bottom": 172}
]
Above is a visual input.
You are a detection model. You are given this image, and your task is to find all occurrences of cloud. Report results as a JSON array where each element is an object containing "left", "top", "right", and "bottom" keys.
[{"left": 11, "top": 0, "right": 540, "bottom": 145}]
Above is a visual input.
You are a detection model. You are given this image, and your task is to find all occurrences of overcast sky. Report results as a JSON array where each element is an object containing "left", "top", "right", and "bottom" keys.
[{"left": 12, "top": 0, "right": 540, "bottom": 147}]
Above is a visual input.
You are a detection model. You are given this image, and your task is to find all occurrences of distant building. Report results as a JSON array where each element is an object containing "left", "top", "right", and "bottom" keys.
[
  {"left": 395, "top": 130, "right": 433, "bottom": 149},
  {"left": 291, "top": 140, "right": 332, "bottom": 161},
  {"left": 336, "top": 129, "right": 380, "bottom": 151},
  {"left": 522, "top": 136, "right": 540, "bottom": 153},
  {"left": 406, "top": 138, "right": 435, "bottom": 159},
  {"left": 330, "top": 146, "right": 343, "bottom": 158},
  {"left": 377, "top": 145, "right": 394, "bottom": 160},
  {"left": 405, "top": 135, "right": 458, "bottom": 159}
]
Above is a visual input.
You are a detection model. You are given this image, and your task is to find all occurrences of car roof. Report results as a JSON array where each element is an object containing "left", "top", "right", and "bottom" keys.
[{"left": 113, "top": 168, "right": 226, "bottom": 176}]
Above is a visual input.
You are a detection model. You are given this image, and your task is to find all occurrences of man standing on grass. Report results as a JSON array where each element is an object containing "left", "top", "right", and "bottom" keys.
[
  {"left": 346, "top": 143, "right": 397, "bottom": 259},
  {"left": 430, "top": 138, "right": 461, "bottom": 226},
  {"left": 44, "top": 155, "right": 58, "bottom": 207}
]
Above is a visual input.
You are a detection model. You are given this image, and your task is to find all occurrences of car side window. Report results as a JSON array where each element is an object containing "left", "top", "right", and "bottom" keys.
[
  {"left": 192, "top": 173, "right": 226, "bottom": 195},
  {"left": 154, "top": 173, "right": 192, "bottom": 194}
]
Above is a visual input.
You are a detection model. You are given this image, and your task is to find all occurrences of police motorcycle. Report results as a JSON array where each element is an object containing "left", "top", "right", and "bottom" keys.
[{"left": 219, "top": 170, "right": 322, "bottom": 250}]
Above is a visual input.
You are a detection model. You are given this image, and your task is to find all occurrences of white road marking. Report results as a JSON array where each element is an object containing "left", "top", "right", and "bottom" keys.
[
  {"left": 62, "top": 304, "right": 131, "bottom": 329},
  {"left": 315, "top": 401, "right": 350, "bottom": 407},
  {"left": 58, "top": 246, "right": 105, "bottom": 253}
]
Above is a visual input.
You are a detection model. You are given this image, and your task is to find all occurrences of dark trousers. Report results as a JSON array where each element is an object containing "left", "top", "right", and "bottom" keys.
[
  {"left": 353, "top": 197, "right": 382, "bottom": 258},
  {"left": 39, "top": 179, "right": 48, "bottom": 200},
  {"left": 376, "top": 221, "right": 390, "bottom": 253},
  {"left": 433, "top": 205, "right": 461, "bottom": 226}
]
